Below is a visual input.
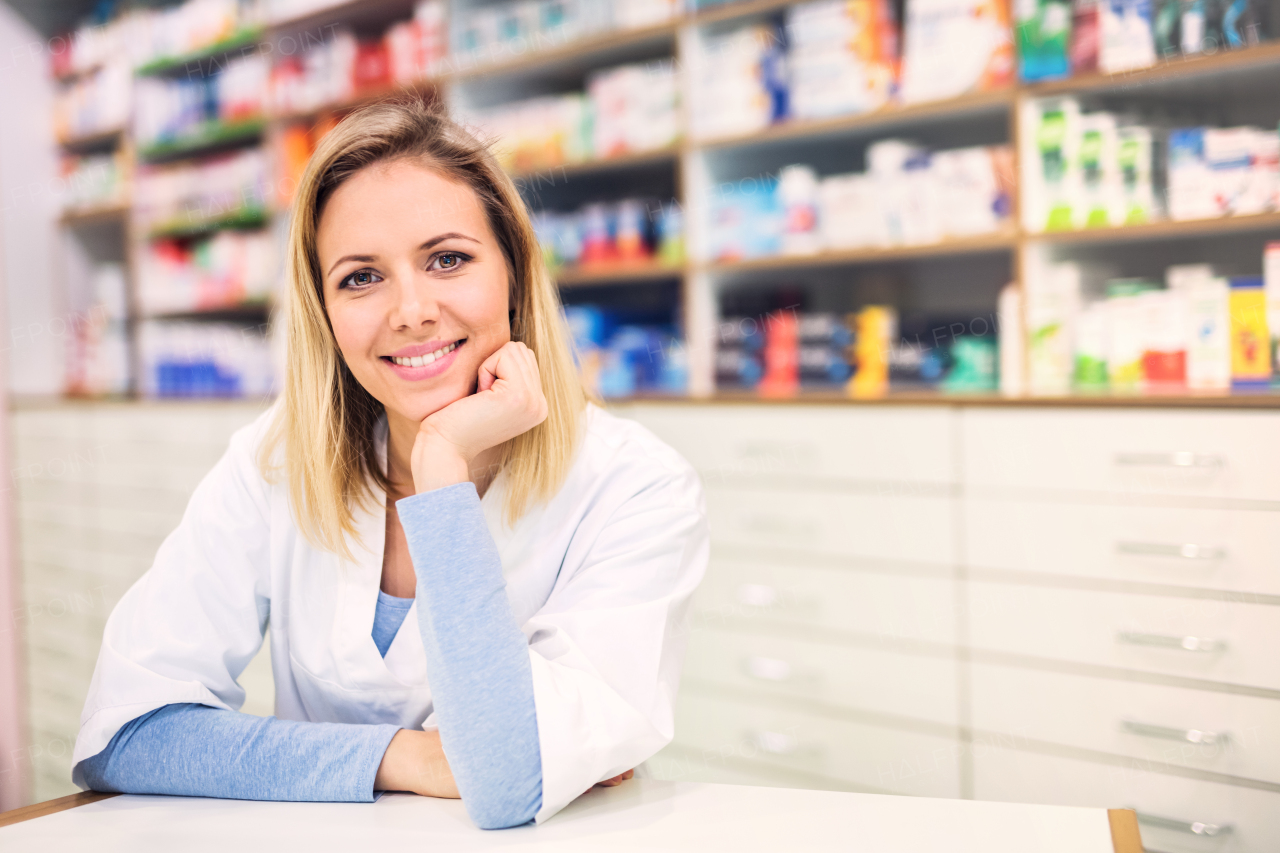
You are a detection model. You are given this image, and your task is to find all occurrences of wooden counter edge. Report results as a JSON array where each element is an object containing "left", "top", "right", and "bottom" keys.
[
  {"left": 0, "top": 791, "right": 118, "bottom": 828},
  {"left": 1108, "top": 809, "right": 1143, "bottom": 853}
]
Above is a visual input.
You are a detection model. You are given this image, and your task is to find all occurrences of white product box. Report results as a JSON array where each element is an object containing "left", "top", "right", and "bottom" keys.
[
  {"left": 933, "top": 146, "right": 1005, "bottom": 236},
  {"left": 1237, "top": 128, "right": 1280, "bottom": 214},
  {"left": 1167, "top": 127, "right": 1216, "bottom": 221},
  {"left": 1184, "top": 278, "right": 1232, "bottom": 390},
  {"left": 1026, "top": 262, "right": 1083, "bottom": 395},
  {"left": 1204, "top": 127, "right": 1255, "bottom": 216},
  {"left": 1116, "top": 124, "right": 1156, "bottom": 224},
  {"left": 899, "top": 0, "right": 1011, "bottom": 103},
  {"left": 1020, "top": 97, "right": 1082, "bottom": 232},
  {"left": 1099, "top": 0, "right": 1156, "bottom": 73},
  {"left": 1078, "top": 112, "right": 1120, "bottom": 227}
]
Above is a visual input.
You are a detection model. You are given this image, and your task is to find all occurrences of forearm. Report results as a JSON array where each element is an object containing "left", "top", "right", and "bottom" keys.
[
  {"left": 397, "top": 482, "right": 542, "bottom": 829},
  {"left": 78, "top": 703, "right": 399, "bottom": 802}
]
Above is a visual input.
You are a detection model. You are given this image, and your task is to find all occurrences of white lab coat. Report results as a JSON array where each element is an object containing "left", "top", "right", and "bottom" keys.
[{"left": 71, "top": 402, "right": 709, "bottom": 823}]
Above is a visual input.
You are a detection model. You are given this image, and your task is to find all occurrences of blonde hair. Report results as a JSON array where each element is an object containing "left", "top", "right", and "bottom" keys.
[{"left": 260, "top": 97, "right": 586, "bottom": 559}]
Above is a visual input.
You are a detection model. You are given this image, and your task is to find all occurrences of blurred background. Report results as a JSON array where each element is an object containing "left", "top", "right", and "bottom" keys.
[{"left": 0, "top": 0, "right": 1278, "bottom": 848}]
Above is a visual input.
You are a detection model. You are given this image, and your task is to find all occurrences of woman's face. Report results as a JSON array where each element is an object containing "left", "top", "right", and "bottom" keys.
[{"left": 317, "top": 158, "right": 511, "bottom": 425}]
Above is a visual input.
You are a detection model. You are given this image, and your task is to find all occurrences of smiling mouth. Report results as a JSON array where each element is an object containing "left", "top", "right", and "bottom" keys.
[{"left": 382, "top": 339, "right": 465, "bottom": 368}]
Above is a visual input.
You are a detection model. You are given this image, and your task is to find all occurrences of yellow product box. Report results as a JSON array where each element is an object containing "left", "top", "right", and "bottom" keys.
[
  {"left": 1229, "top": 277, "right": 1271, "bottom": 388},
  {"left": 846, "top": 306, "right": 895, "bottom": 399}
]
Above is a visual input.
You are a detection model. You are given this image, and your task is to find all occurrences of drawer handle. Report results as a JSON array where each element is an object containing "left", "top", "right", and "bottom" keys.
[
  {"left": 1136, "top": 810, "right": 1233, "bottom": 837},
  {"left": 734, "top": 584, "right": 818, "bottom": 614},
  {"left": 736, "top": 441, "right": 813, "bottom": 462},
  {"left": 748, "top": 729, "right": 822, "bottom": 758},
  {"left": 1121, "top": 720, "right": 1228, "bottom": 746},
  {"left": 1116, "top": 541, "right": 1226, "bottom": 560},
  {"left": 1116, "top": 632, "right": 1226, "bottom": 653},
  {"left": 743, "top": 656, "right": 793, "bottom": 682},
  {"left": 1114, "top": 452, "right": 1224, "bottom": 468},
  {"left": 740, "top": 514, "right": 819, "bottom": 538}
]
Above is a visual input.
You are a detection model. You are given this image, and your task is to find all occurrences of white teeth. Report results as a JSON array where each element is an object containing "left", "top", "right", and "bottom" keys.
[{"left": 391, "top": 341, "right": 459, "bottom": 368}]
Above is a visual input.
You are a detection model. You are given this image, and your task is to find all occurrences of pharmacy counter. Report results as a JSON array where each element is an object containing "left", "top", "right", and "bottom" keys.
[{"left": 0, "top": 780, "right": 1139, "bottom": 852}]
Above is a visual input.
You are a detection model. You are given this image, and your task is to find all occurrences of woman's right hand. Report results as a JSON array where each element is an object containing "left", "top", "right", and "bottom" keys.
[
  {"left": 374, "top": 729, "right": 459, "bottom": 798},
  {"left": 409, "top": 341, "right": 548, "bottom": 494}
]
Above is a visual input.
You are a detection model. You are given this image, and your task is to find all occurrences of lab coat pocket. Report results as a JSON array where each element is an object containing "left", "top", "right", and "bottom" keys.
[{"left": 288, "top": 651, "right": 435, "bottom": 729}]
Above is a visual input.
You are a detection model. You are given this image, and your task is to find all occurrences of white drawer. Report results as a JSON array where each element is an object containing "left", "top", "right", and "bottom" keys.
[
  {"left": 964, "top": 498, "right": 1280, "bottom": 596},
  {"left": 968, "top": 581, "right": 1280, "bottom": 691},
  {"left": 618, "top": 404, "right": 955, "bottom": 485},
  {"left": 970, "top": 662, "right": 1280, "bottom": 785},
  {"left": 974, "top": 745, "right": 1280, "bottom": 853},
  {"left": 683, "top": 627, "right": 960, "bottom": 725},
  {"left": 962, "top": 409, "right": 1280, "bottom": 503},
  {"left": 674, "top": 689, "right": 962, "bottom": 798},
  {"left": 707, "top": 486, "right": 954, "bottom": 565},
  {"left": 694, "top": 559, "right": 957, "bottom": 645}
]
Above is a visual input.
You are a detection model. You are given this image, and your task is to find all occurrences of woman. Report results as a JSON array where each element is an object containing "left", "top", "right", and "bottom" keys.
[{"left": 70, "top": 99, "right": 708, "bottom": 830}]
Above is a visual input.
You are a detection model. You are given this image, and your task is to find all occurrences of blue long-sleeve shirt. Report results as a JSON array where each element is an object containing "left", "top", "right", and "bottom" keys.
[{"left": 78, "top": 482, "right": 542, "bottom": 829}]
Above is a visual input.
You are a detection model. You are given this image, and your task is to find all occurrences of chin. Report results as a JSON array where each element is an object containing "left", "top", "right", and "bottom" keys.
[{"left": 391, "top": 382, "right": 472, "bottom": 423}]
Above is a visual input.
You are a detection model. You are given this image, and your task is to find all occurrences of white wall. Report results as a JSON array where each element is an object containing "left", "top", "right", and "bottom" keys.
[
  {"left": 0, "top": 2, "right": 66, "bottom": 397},
  {"left": 0, "top": 1, "right": 65, "bottom": 811}
]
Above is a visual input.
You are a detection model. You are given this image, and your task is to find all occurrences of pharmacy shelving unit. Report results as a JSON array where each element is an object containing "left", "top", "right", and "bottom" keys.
[{"left": 64, "top": 0, "right": 1280, "bottom": 406}]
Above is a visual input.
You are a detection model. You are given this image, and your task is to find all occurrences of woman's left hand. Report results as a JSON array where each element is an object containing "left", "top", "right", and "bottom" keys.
[{"left": 410, "top": 341, "right": 548, "bottom": 493}]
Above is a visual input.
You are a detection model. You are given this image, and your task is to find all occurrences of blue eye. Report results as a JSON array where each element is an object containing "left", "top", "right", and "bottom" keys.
[{"left": 340, "top": 269, "right": 382, "bottom": 289}]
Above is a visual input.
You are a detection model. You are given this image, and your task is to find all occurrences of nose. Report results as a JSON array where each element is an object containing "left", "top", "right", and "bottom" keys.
[{"left": 386, "top": 270, "right": 440, "bottom": 332}]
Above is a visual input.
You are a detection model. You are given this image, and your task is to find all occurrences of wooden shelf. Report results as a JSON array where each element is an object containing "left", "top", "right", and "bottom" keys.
[
  {"left": 554, "top": 262, "right": 686, "bottom": 287},
  {"left": 697, "top": 87, "right": 1015, "bottom": 152},
  {"left": 138, "top": 117, "right": 266, "bottom": 163},
  {"left": 147, "top": 207, "right": 269, "bottom": 240},
  {"left": 59, "top": 203, "right": 130, "bottom": 228},
  {"left": 508, "top": 145, "right": 681, "bottom": 183},
  {"left": 54, "top": 63, "right": 104, "bottom": 85},
  {"left": 615, "top": 390, "right": 1280, "bottom": 409},
  {"left": 135, "top": 27, "right": 267, "bottom": 77},
  {"left": 443, "top": 18, "right": 679, "bottom": 83},
  {"left": 267, "top": 0, "right": 417, "bottom": 35},
  {"left": 19, "top": 389, "right": 1279, "bottom": 410},
  {"left": 1028, "top": 212, "right": 1280, "bottom": 245},
  {"left": 701, "top": 230, "right": 1017, "bottom": 274},
  {"left": 269, "top": 79, "right": 437, "bottom": 124},
  {"left": 1026, "top": 40, "right": 1280, "bottom": 96},
  {"left": 142, "top": 299, "right": 272, "bottom": 320},
  {"left": 58, "top": 127, "right": 125, "bottom": 153},
  {"left": 692, "top": 0, "right": 796, "bottom": 26}
]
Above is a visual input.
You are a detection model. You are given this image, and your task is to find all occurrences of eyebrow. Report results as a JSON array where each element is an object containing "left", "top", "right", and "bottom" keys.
[{"left": 325, "top": 232, "right": 482, "bottom": 279}]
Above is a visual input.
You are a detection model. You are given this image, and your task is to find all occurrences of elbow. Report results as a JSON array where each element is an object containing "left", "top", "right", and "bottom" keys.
[
  {"left": 462, "top": 782, "right": 541, "bottom": 830},
  {"left": 470, "top": 811, "right": 533, "bottom": 831},
  {"left": 75, "top": 754, "right": 121, "bottom": 794},
  {"left": 466, "top": 804, "right": 537, "bottom": 831}
]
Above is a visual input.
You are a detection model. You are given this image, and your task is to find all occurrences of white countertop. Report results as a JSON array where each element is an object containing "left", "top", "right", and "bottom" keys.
[{"left": 0, "top": 779, "right": 1121, "bottom": 852}]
